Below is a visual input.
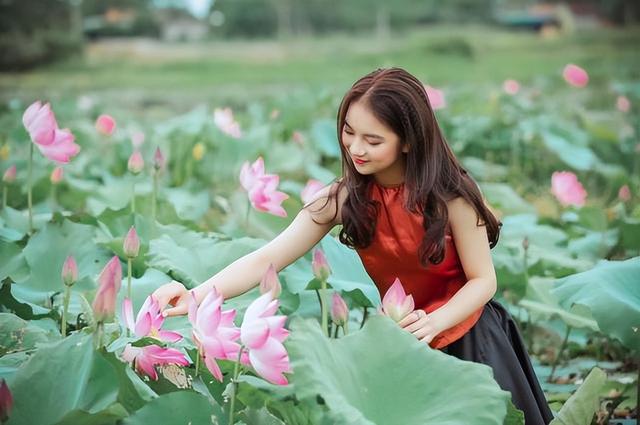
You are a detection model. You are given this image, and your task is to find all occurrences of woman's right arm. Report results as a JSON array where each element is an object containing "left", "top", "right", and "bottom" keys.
[{"left": 155, "top": 182, "right": 345, "bottom": 316}]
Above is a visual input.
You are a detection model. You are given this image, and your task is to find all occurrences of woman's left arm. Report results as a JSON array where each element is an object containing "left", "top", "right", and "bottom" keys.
[{"left": 400, "top": 197, "right": 497, "bottom": 343}]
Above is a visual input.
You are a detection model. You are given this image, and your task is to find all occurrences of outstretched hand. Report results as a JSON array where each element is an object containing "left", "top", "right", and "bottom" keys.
[
  {"left": 397, "top": 309, "right": 443, "bottom": 345},
  {"left": 152, "top": 280, "right": 191, "bottom": 317}
]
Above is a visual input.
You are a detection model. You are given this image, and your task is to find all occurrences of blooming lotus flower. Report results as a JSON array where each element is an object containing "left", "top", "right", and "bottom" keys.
[
  {"left": 50, "top": 166, "right": 63, "bottom": 184},
  {"left": 551, "top": 171, "right": 587, "bottom": 207},
  {"left": 562, "top": 64, "right": 588, "bottom": 88},
  {"left": 22, "top": 101, "right": 80, "bottom": 164},
  {"left": 2, "top": 165, "right": 16, "bottom": 183},
  {"left": 122, "top": 296, "right": 182, "bottom": 342},
  {"left": 121, "top": 344, "right": 189, "bottom": 380},
  {"left": 301, "top": 179, "right": 324, "bottom": 204},
  {"left": 61, "top": 255, "right": 78, "bottom": 287},
  {"left": 153, "top": 147, "right": 165, "bottom": 171},
  {"left": 240, "top": 291, "right": 291, "bottom": 385},
  {"left": 239, "top": 157, "right": 265, "bottom": 192},
  {"left": 259, "top": 263, "right": 282, "bottom": 298},
  {"left": 379, "top": 278, "right": 415, "bottom": 322},
  {"left": 502, "top": 79, "right": 520, "bottom": 95},
  {"left": 616, "top": 96, "right": 630, "bottom": 113},
  {"left": 123, "top": 226, "right": 140, "bottom": 258},
  {"left": 189, "top": 289, "right": 246, "bottom": 381},
  {"left": 131, "top": 130, "right": 145, "bottom": 148},
  {"left": 331, "top": 292, "right": 349, "bottom": 326},
  {"left": 128, "top": 151, "right": 144, "bottom": 174},
  {"left": 424, "top": 85, "right": 446, "bottom": 110},
  {"left": 248, "top": 175, "right": 289, "bottom": 217},
  {"left": 0, "top": 379, "right": 12, "bottom": 423},
  {"left": 312, "top": 248, "right": 331, "bottom": 281},
  {"left": 95, "top": 114, "right": 116, "bottom": 136},
  {"left": 92, "top": 256, "right": 122, "bottom": 323},
  {"left": 213, "top": 107, "right": 242, "bottom": 139},
  {"left": 618, "top": 185, "right": 631, "bottom": 202}
]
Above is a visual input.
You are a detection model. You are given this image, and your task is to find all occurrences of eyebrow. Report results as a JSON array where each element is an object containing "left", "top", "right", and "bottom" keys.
[{"left": 344, "top": 121, "right": 385, "bottom": 140}]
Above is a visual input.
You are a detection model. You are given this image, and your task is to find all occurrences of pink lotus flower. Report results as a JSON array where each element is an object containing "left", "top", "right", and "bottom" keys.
[
  {"left": 502, "top": 79, "right": 520, "bottom": 95},
  {"left": 379, "top": 278, "right": 415, "bottom": 322},
  {"left": 248, "top": 175, "right": 289, "bottom": 217},
  {"left": 92, "top": 256, "right": 122, "bottom": 323},
  {"left": 423, "top": 85, "right": 446, "bottom": 110},
  {"left": 95, "top": 114, "right": 116, "bottom": 136},
  {"left": 121, "top": 344, "right": 189, "bottom": 381},
  {"left": 188, "top": 289, "right": 246, "bottom": 381},
  {"left": 22, "top": 101, "right": 80, "bottom": 164},
  {"left": 312, "top": 248, "right": 331, "bottom": 281},
  {"left": 122, "top": 296, "right": 182, "bottom": 342},
  {"left": 131, "top": 130, "right": 145, "bottom": 148},
  {"left": 239, "top": 157, "right": 265, "bottom": 192},
  {"left": 240, "top": 291, "right": 291, "bottom": 385},
  {"left": 0, "top": 379, "right": 12, "bottom": 423},
  {"left": 61, "top": 255, "right": 78, "bottom": 287},
  {"left": 123, "top": 226, "right": 140, "bottom": 258},
  {"left": 618, "top": 185, "right": 631, "bottom": 202},
  {"left": 2, "top": 165, "right": 16, "bottom": 183},
  {"left": 259, "top": 264, "right": 282, "bottom": 298},
  {"left": 213, "top": 107, "right": 242, "bottom": 139},
  {"left": 301, "top": 179, "right": 324, "bottom": 204},
  {"left": 50, "top": 166, "right": 63, "bottom": 184},
  {"left": 562, "top": 64, "right": 589, "bottom": 88},
  {"left": 128, "top": 151, "right": 144, "bottom": 174},
  {"left": 616, "top": 96, "right": 631, "bottom": 113},
  {"left": 331, "top": 292, "right": 349, "bottom": 326},
  {"left": 153, "top": 147, "right": 165, "bottom": 171},
  {"left": 551, "top": 171, "right": 587, "bottom": 207}
]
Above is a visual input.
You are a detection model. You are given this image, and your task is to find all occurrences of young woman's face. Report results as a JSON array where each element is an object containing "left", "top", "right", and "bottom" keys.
[{"left": 342, "top": 99, "right": 408, "bottom": 185}]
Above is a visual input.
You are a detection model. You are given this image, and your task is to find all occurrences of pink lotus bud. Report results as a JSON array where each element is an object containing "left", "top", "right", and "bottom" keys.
[
  {"left": 502, "top": 79, "right": 520, "bottom": 95},
  {"left": 92, "top": 256, "right": 122, "bottom": 323},
  {"left": 95, "top": 114, "right": 116, "bottom": 136},
  {"left": 618, "top": 185, "right": 631, "bottom": 202},
  {"left": 259, "top": 264, "right": 282, "bottom": 298},
  {"left": 2, "top": 165, "right": 16, "bottom": 183},
  {"left": 127, "top": 151, "right": 144, "bottom": 174},
  {"left": 616, "top": 96, "right": 630, "bottom": 113},
  {"left": 50, "top": 166, "right": 63, "bottom": 184},
  {"left": 0, "top": 379, "right": 12, "bottom": 423},
  {"left": 131, "top": 130, "right": 145, "bottom": 148},
  {"left": 123, "top": 226, "right": 140, "bottom": 258},
  {"left": 423, "top": 84, "right": 446, "bottom": 110},
  {"left": 153, "top": 147, "right": 165, "bottom": 171},
  {"left": 551, "top": 171, "right": 587, "bottom": 207},
  {"left": 562, "top": 64, "right": 588, "bottom": 88},
  {"left": 61, "top": 255, "right": 78, "bottom": 287},
  {"left": 312, "top": 248, "right": 331, "bottom": 281},
  {"left": 331, "top": 292, "right": 349, "bottom": 326},
  {"left": 380, "top": 278, "right": 414, "bottom": 322}
]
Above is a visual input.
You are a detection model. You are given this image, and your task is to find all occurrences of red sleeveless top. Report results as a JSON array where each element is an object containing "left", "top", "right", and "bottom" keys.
[{"left": 354, "top": 181, "right": 483, "bottom": 349}]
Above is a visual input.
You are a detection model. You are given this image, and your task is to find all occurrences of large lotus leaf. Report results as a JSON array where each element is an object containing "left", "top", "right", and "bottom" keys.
[
  {"left": 265, "top": 141, "right": 307, "bottom": 174},
  {"left": 567, "top": 229, "right": 619, "bottom": 261},
  {"left": 12, "top": 219, "right": 113, "bottom": 305},
  {"left": 549, "top": 367, "right": 606, "bottom": 425},
  {"left": 287, "top": 316, "right": 514, "bottom": 425},
  {"left": 461, "top": 157, "right": 509, "bottom": 180},
  {"left": 620, "top": 218, "right": 640, "bottom": 251},
  {"left": 0, "top": 206, "right": 52, "bottom": 236},
  {"left": 147, "top": 231, "right": 265, "bottom": 288},
  {"left": 6, "top": 332, "right": 128, "bottom": 425},
  {"left": 479, "top": 183, "right": 535, "bottom": 215},
  {"left": 540, "top": 131, "right": 600, "bottom": 171},
  {"left": 0, "top": 241, "right": 28, "bottom": 282},
  {"left": 310, "top": 118, "right": 340, "bottom": 158},
  {"left": 121, "top": 390, "right": 215, "bottom": 425},
  {"left": 551, "top": 257, "right": 640, "bottom": 351},
  {"left": 0, "top": 312, "right": 52, "bottom": 355},
  {"left": 280, "top": 234, "right": 379, "bottom": 306},
  {"left": 163, "top": 186, "right": 210, "bottom": 222}
]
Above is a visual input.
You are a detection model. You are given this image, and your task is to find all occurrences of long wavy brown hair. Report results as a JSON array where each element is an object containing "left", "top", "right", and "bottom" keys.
[{"left": 308, "top": 67, "right": 501, "bottom": 266}]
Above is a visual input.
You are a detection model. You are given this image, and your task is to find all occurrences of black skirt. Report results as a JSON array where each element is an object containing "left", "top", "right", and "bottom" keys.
[{"left": 441, "top": 299, "right": 555, "bottom": 425}]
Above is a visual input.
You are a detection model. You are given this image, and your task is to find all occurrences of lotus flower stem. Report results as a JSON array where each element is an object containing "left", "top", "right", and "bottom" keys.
[
  {"left": 228, "top": 345, "right": 245, "bottom": 425},
  {"left": 61, "top": 285, "right": 71, "bottom": 336},
  {"left": 95, "top": 322, "right": 104, "bottom": 349},
  {"left": 320, "top": 279, "right": 329, "bottom": 337},
  {"left": 547, "top": 325, "right": 572, "bottom": 383},
  {"left": 245, "top": 199, "right": 251, "bottom": 228},
  {"left": 2, "top": 186, "right": 6, "bottom": 209},
  {"left": 333, "top": 325, "right": 338, "bottom": 338},
  {"left": 343, "top": 320, "right": 349, "bottom": 336},
  {"left": 130, "top": 182, "right": 136, "bottom": 214},
  {"left": 50, "top": 185, "right": 57, "bottom": 211},
  {"left": 27, "top": 143, "right": 33, "bottom": 234},
  {"left": 360, "top": 307, "right": 368, "bottom": 329},
  {"left": 194, "top": 349, "right": 200, "bottom": 377},
  {"left": 151, "top": 172, "right": 158, "bottom": 226},
  {"left": 127, "top": 258, "right": 132, "bottom": 302}
]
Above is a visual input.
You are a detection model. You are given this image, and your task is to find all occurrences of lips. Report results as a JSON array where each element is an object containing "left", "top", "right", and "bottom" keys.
[{"left": 353, "top": 157, "right": 368, "bottom": 165}]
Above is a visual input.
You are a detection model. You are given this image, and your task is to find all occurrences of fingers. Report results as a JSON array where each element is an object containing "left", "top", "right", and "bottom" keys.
[
  {"left": 398, "top": 311, "right": 420, "bottom": 328},
  {"left": 161, "top": 302, "right": 189, "bottom": 317}
]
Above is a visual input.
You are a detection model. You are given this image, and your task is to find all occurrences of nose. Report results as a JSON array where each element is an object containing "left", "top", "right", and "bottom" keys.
[{"left": 348, "top": 137, "right": 366, "bottom": 157}]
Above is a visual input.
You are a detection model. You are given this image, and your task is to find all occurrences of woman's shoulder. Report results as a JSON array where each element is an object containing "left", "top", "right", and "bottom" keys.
[{"left": 302, "top": 179, "right": 348, "bottom": 226}]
